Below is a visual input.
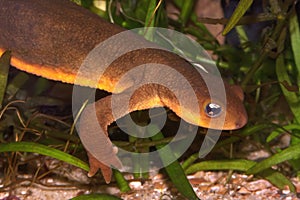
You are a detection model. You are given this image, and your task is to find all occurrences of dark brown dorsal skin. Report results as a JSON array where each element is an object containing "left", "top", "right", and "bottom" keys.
[{"left": 0, "top": 0, "right": 248, "bottom": 183}]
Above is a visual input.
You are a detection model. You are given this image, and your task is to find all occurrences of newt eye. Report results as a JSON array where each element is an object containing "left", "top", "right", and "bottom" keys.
[{"left": 205, "top": 103, "right": 222, "bottom": 118}]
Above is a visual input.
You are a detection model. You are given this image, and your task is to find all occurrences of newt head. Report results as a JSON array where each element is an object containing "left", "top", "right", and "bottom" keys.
[{"left": 166, "top": 70, "right": 248, "bottom": 131}]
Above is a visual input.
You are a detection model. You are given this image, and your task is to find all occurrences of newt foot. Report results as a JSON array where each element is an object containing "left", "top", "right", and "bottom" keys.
[{"left": 87, "top": 147, "right": 122, "bottom": 184}]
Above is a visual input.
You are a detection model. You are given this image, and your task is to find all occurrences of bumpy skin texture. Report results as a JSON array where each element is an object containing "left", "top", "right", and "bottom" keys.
[
  {"left": 0, "top": 0, "right": 125, "bottom": 87},
  {"left": 0, "top": 0, "right": 248, "bottom": 183}
]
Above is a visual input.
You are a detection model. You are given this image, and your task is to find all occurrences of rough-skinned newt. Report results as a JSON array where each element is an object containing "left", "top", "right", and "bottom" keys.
[{"left": 0, "top": 0, "right": 247, "bottom": 183}]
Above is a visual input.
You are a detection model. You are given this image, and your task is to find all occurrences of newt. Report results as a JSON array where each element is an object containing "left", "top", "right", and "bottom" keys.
[{"left": 0, "top": 0, "right": 247, "bottom": 183}]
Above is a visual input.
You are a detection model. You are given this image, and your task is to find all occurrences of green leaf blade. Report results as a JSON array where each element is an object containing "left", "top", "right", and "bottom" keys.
[
  {"left": 0, "top": 142, "right": 89, "bottom": 171},
  {"left": 71, "top": 194, "right": 122, "bottom": 200},
  {"left": 289, "top": 7, "right": 300, "bottom": 87},
  {"left": 185, "top": 159, "right": 256, "bottom": 174},
  {"left": 0, "top": 51, "right": 11, "bottom": 107},
  {"left": 223, "top": 0, "right": 253, "bottom": 35},
  {"left": 246, "top": 144, "right": 300, "bottom": 174},
  {"left": 276, "top": 54, "right": 300, "bottom": 122},
  {"left": 149, "top": 125, "right": 199, "bottom": 200}
]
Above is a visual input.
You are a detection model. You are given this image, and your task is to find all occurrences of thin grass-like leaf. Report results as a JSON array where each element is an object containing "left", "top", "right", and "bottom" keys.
[
  {"left": 223, "top": 0, "right": 253, "bottom": 35},
  {"left": 185, "top": 159, "right": 256, "bottom": 174},
  {"left": 142, "top": 0, "right": 159, "bottom": 41},
  {"left": 215, "top": 124, "right": 274, "bottom": 149},
  {"left": 113, "top": 169, "right": 131, "bottom": 192},
  {"left": 0, "top": 51, "right": 11, "bottom": 107},
  {"left": 179, "top": 0, "right": 195, "bottom": 26},
  {"left": 289, "top": 7, "right": 300, "bottom": 100},
  {"left": 182, "top": 153, "right": 199, "bottom": 170},
  {"left": 0, "top": 142, "right": 89, "bottom": 171},
  {"left": 71, "top": 194, "right": 122, "bottom": 200},
  {"left": 267, "top": 124, "right": 300, "bottom": 142},
  {"left": 246, "top": 144, "right": 300, "bottom": 174},
  {"left": 276, "top": 52, "right": 300, "bottom": 121},
  {"left": 144, "top": 0, "right": 157, "bottom": 27},
  {"left": 185, "top": 160, "right": 295, "bottom": 191},
  {"left": 259, "top": 169, "right": 296, "bottom": 192},
  {"left": 6, "top": 72, "right": 29, "bottom": 100},
  {"left": 181, "top": 124, "right": 274, "bottom": 170},
  {"left": 149, "top": 125, "right": 199, "bottom": 200}
]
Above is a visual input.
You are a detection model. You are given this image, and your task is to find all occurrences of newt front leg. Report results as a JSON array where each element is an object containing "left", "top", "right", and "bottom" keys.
[
  {"left": 79, "top": 95, "right": 123, "bottom": 184},
  {"left": 79, "top": 87, "right": 164, "bottom": 183}
]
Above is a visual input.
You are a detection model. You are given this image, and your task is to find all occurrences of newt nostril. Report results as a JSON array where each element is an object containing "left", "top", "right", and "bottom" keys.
[
  {"left": 235, "top": 122, "right": 242, "bottom": 129},
  {"left": 235, "top": 117, "right": 247, "bottom": 129}
]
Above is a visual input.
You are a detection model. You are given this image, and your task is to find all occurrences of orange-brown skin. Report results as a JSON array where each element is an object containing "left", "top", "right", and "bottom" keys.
[{"left": 0, "top": 0, "right": 247, "bottom": 183}]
